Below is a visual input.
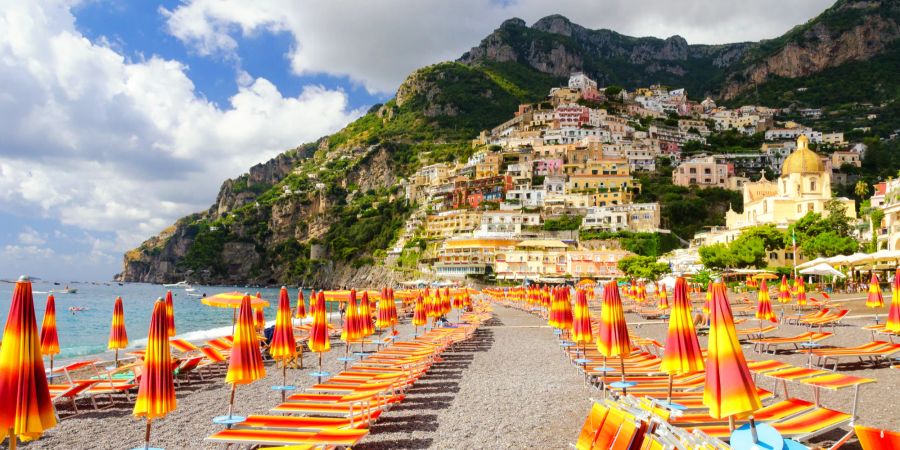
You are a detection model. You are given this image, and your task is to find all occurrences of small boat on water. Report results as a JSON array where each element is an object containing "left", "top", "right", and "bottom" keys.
[
  {"left": 164, "top": 281, "right": 192, "bottom": 289},
  {"left": 68, "top": 306, "right": 87, "bottom": 314},
  {"left": 54, "top": 285, "right": 77, "bottom": 294}
]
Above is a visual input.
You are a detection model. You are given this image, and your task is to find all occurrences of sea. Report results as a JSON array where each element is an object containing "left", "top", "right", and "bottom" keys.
[{"left": 0, "top": 280, "right": 331, "bottom": 363}]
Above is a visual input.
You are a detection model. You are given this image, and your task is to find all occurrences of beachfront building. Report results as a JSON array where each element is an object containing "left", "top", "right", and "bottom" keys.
[
  {"left": 870, "top": 178, "right": 900, "bottom": 250},
  {"left": 434, "top": 238, "right": 518, "bottom": 278},
  {"left": 475, "top": 211, "right": 542, "bottom": 237},
  {"left": 581, "top": 203, "right": 661, "bottom": 232},
  {"left": 566, "top": 249, "right": 633, "bottom": 280},
  {"left": 493, "top": 239, "right": 571, "bottom": 281},
  {"left": 424, "top": 210, "right": 483, "bottom": 239}
]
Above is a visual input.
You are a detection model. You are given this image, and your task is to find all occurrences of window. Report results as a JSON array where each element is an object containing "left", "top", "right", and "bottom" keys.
[{"left": 810, "top": 179, "right": 817, "bottom": 191}]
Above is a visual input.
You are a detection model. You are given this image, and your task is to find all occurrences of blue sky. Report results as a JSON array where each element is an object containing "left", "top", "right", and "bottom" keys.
[{"left": 0, "top": 0, "right": 836, "bottom": 281}]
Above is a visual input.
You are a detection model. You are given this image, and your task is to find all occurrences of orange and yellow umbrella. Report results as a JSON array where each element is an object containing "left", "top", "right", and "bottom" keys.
[
  {"left": 254, "top": 292, "right": 266, "bottom": 332},
  {"left": 295, "top": 289, "right": 306, "bottom": 319},
  {"left": 0, "top": 277, "right": 56, "bottom": 445},
  {"left": 375, "top": 288, "right": 394, "bottom": 330},
  {"left": 107, "top": 296, "right": 129, "bottom": 365},
  {"left": 867, "top": 272, "right": 884, "bottom": 323},
  {"left": 223, "top": 294, "right": 265, "bottom": 420},
  {"left": 270, "top": 287, "right": 297, "bottom": 393},
  {"left": 795, "top": 276, "right": 807, "bottom": 306},
  {"left": 597, "top": 281, "right": 631, "bottom": 358},
  {"left": 558, "top": 289, "right": 574, "bottom": 333},
  {"left": 341, "top": 290, "right": 363, "bottom": 343},
  {"left": 755, "top": 280, "right": 777, "bottom": 324},
  {"left": 164, "top": 290, "right": 176, "bottom": 337},
  {"left": 359, "top": 292, "right": 374, "bottom": 338},
  {"left": 412, "top": 295, "right": 427, "bottom": 334},
  {"left": 39, "top": 294, "right": 59, "bottom": 373},
  {"left": 704, "top": 282, "right": 761, "bottom": 420},
  {"left": 571, "top": 290, "right": 593, "bottom": 346},
  {"left": 657, "top": 283, "right": 669, "bottom": 310},
  {"left": 660, "top": 277, "right": 704, "bottom": 375},
  {"left": 307, "top": 291, "right": 330, "bottom": 354},
  {"left": 270, "top": 287, "right": 297, "bottom": 362},
  {"left": 202, "top": 291, "right": 270, "bottom": 309},
  {"left": 887, "top": 268, "right": 900, "bottom": 333},
  {"left": 777, "top": 275, "right": 791, "bottom": 304},
  {"left": 308, "top": 289, "right": 317, "bottom": 317},
  {"left": 132, "top": 299, "right": 176, "bottom": 448}
]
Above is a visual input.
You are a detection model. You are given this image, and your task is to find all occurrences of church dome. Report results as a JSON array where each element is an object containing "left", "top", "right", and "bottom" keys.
[{"left": 781, "top": 135, "right": 824, "bottom": 175}]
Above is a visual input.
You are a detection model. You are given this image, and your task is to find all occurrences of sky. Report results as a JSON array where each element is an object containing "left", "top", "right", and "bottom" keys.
[{"left": 0, "top": 0, "right": 836, "bottom": 281}]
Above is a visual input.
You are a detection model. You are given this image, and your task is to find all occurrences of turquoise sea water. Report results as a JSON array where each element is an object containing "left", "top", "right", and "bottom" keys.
[{"left": 0, "top": 281, "right": 328, "bottom": 362}]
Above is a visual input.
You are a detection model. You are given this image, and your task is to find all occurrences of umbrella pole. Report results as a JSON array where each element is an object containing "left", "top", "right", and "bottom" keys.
[
  {"left": 749, "top": 416, "right": 760, "bottom": 444},
  {"left": 601, "top": 357, "right": 608, "bottom": 399},
  {"left": 299, "top": 345, "right": 303, "bottom": 369},
  {"left": 227, "top": 384, "right": 237, "bottom": 420},
  {"left": 8, "top": 429, "right": 15, "bottom": 450},
  {"left": 49, "top": 354, "right": 54, "bottom": 375},
  {"left": 232, "top": 309, "right": 236, "bottom": 335},
  {"left": 281, "top": 362, "right": 287, "bottom": 403},
  {"left": 318, "top": 352, "right": 323, "bottom": 384},
  {"left": 143, "top": 418, "right": 151, "bottom": 450},
  {"left": 728, "top": 415, "right": 736, "bottom": 432},
  {"left": 619, "top": 356, "right": 628, "bottom": 396},
  {"left": 667, "top": 373, "right": 673, "bottom": 404},
  {"left": 115, "top": 349, "right": 119, "bottom": 367}
]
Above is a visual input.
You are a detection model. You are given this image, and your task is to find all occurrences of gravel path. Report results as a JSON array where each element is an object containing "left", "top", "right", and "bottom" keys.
[{"left": 357, "top": 304, "right": 593, "bottom": 449}]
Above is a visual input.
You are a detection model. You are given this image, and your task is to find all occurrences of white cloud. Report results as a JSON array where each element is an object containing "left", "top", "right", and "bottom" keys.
[
  {"left": 3, "top": 244, "right": 55, "bottom": 260},
  {"left": 0, "top": 1, "right": 364, "bottom": 265},
  {"left": 18, "top": 226, "right": 46, "bottom": 246},
  {"left": 161, "top": 0, "right": 835, "bottom": 94}
]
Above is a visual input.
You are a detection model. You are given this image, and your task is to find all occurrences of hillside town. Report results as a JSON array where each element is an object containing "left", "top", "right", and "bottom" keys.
[{"left": 392, "top": 72, "right": 873, "bottom": 283}]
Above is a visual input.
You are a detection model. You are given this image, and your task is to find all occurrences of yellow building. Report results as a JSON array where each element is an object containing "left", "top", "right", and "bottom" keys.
[
  {"left": 424, "top": 210, "right": 482, "bottom": 240},
  {"left": 725, "top": 135, "right": 856, "bottom": 230},
  {"left": 434, "top": 238, "right": 518, "bottom": 278},
  {"left": 494, "top": 240, "right": 571, "bottom": 280}
]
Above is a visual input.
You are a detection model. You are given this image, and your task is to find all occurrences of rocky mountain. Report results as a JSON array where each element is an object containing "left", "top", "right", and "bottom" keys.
[
  {"left": 119, "top": 0, "right": 900, "bottom": 286},
  {"left": 460, "top": 0, "right": 900, "bottom": 102}
]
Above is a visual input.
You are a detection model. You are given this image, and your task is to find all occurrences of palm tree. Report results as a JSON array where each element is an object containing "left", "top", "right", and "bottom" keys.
[{"left": 854, "top": 180, "right": 869, "bottom": 199}]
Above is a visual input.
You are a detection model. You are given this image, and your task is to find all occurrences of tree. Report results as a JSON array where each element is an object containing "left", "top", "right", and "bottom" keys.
[
  {"left": 617, "top": 255, "right": 670, "bottom": 280},
  {"left": 788, "top": 201, "right": 859, "bottom": 258},
  {"left": 698, "top": 225, "right": 785, "bottom": 269},
  {"left": 698, "top": 243, "right": 733, "bottom": 270},
  {"left": 854, "top": 180, "right": 869, "bottom": 198}
]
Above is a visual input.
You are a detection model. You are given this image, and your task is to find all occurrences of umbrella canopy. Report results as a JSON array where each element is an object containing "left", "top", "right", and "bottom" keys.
[
  {"left": 660, "top": 277, "right": 704, "bottom": 375},
  {"left": 597, "top": 281, "right": 631, "bottom": 358},
  {"left": 39, "top": 294, "right": 59, "bottom": 357},
  {"left": 376, "top": 288, "right": 393, "bottom": 329},
  {"left": 164, "top": 290, "right": 176, "bottom": 337},
  {"left": 295, "top": 290, "right": 306, "bottom": 319},
  {"left": 201, "top": 292, "right": 270, "bottom": 309},
  {"left": 107, "top": 296, "right": 129, "bottom": 350},
  {"left": 0, "top": 278, "right": 56, "bottom": 442},
  {"left": 226, "top": 295, "right": 266, "bottom": 385},
  {"left": 777, "top": 275, "right": 792, "bottom": 304},
  {"left": 359, "top": 292, "right": 374, "bottom": 337},
  {"left": 308, "top": 290, "right": 317, "bottom": 317},
  {"left": 755, "top": 280, "right": 777, "bottom": 323},
  {"left": 571, "top": 290, "right": 593, "bottom": 345},
  {"left": 657, "top": 283, "right": 669, "bottom": 310},
  {"left": 269, "top": 287, "right": 297, "bottom": 362},
  {"left": 558, "top": 289, "right": 574, "bottom": 332},
  {"left": 341, "top": 291, "right": 363, "bottom": 342},
  {"left": 867, "top": 273, "right": 884, "bottom": 309},
  {"left": 795, "top": 276, "right": 807, "bottom": 306},
  {"left": 133, "top": 299, "right": 177, "bottom": 419},
  {"left": 887, "top": 268, "right": 900, "bottom": 333},
  {"left": 799, "top": 263, "right": 846, "bottom": 278},
  {"left": 307, "top": 292, "right": 330, "bottom": 353},
  {"left": 703, "top": 282, "right": 761, "bottom": 419},
  {"left": 412, "top": 295, "right": 427, "bottom": 327}
]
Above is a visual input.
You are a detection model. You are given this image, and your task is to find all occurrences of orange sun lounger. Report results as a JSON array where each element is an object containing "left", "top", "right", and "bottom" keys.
[
  {"left": 750, "top": 332, "right": 833, "bottom": 354},
  {"left": 205, "top": 428, "right": 368, "bottom": 448},
  {"left": 811, "top": 341, "right": 900, "bottom": 370}
]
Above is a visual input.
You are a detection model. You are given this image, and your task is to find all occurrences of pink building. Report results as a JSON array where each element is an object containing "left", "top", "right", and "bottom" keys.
[
  {"left": 672, "top": 156, "right": 734, "bottom": 188},
  {"left": 533, "top": 159, "right": 564, "bottom": 176}
]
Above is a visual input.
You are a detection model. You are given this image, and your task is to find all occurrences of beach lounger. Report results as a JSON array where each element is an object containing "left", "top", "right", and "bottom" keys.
[
  {"left": 812, "top": 341, "right": 900, "bottom": 370},
  {"left": 574, "top": 403, "right": 610, "bottom": 450},
  {"left": 173, "top": 356, "right": 206, "bottom": 384},
  {"left": 750, "top": 332, "right": 832, "bottom": 354},
  {"left": 205, "top": 428, "right": 368, "bottom": 448},
  {"left": 48, "top": 380, "right": 101, "bottom": 413},
  {"left": 850, "top": 425, "right": 900, "bottom": 450},
  {"left": 735, "top": 325, "right": 777, "bottom": 339},
  {"left": 235, "top": 412, "right": 380, "bottom": 431},
  {"left": 801, "top": 309, "right": 848, "bottom": 332},
  {"left": 169, "top": 338, "right": 201, "bottom": 354},
  {"left": 689, "top": 405, "right": 852, "bottom": 441},
  {"left": 785, "top": 309, "right": 829, "bottom": 326}
]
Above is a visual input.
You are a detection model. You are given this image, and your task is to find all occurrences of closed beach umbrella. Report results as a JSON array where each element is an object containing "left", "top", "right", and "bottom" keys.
[
  {"left": 0, "top": 277, "right": 57, "bottom": 447},
  {"left": 254, "top": 292, "right": 265, "bottom": 332},
  {"left": 597, "top": 281, "right": 632, "bottom": 392},
  {"left": 307, "top": 290, "right": 317, "bottom": 318},
  {"left": 867, "top": 273, "right": 884, "bottom": 323},
  {"left": 704, "top": 282, "right": 761, "bottom": 423},
  {"left": 39, "top": 294, "right": 59, "bottom": 374},
  {"left": 107, "top": 296, "right": 129, "bottom": 366},
  {"left": 223, "top": 294, "right": 265, "bottom": 421},
  {"left": 657, "top": 283, "right": 669, "bottom": 310},
  {"left": 295, "top": 290, "right": 306, "bottom": 319},
  {"left": 795, "top": 276, "right": 807, "bottom": 306},
  {"left": 342, "top": 290, "right": 363, "bottom": 343},
  {"left": 777, "top": 275, "right": 791, "bottom": 303},
  {"left": 412, "top": 295, "right": 427, "bottom": 335},
  {"left": 376, "top": 288, "right": 392, "bottom": 330},
  {"left": 887, "top": 268, "right": 900, "bottom": 333},
  {"left": 270, "top": 287, "right": 298, "bottom": 397},
  {"left": 755, "top": 280, "right": 777, "bottom": 324},
  {"left": 307, "top": 291, "right": 330, "bottom": 353},
  {"left": 660, "top": 277, "right": 704, "bottom": 405},
  {"left": 359, "top": 292, "right": 374, "bottom": 338},
  {"left": 164, "top": 290, "right": 176, "bottom": 337},
  {"left": 133, "top": 299, "right": 176, "bottom": 449},
  {"left": 558, "top": 289, "right": 574, "bottom": 334},
  {"left": 571, "top": 290, "right": 593, "bottom": 347},
  {"left": 387, "top": 288, "right": 398, "bottom": 329}
]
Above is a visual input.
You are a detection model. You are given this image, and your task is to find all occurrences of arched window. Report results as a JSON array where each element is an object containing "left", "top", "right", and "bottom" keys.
[{"left": 810, "top": 178, "right": 817, "bottom": 192}]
